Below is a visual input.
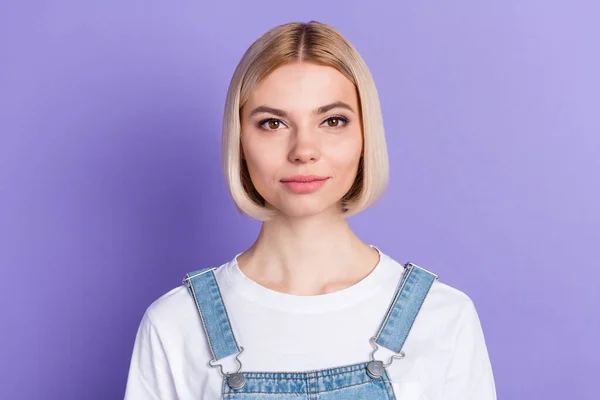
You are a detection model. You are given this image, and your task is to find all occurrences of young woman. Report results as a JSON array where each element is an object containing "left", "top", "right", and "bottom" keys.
[{"left": 124, "top": 21, "right": 497, "bottom": 400}]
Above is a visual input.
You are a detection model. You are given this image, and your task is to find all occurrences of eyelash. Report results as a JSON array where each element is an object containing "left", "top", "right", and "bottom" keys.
[{"left": 257, "top": 115, "right": 350, "bottom": 131}]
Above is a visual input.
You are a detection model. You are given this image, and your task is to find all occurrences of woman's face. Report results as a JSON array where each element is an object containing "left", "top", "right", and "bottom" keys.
[{"left": 240, "top": 62, "right": 363, "bottom": 219}]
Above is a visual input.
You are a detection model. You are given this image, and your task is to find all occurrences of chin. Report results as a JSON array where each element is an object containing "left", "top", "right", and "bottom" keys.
[
  {"left": 270, "top": 201, "right": 341, "bottom": 219},
  {"left": 281, "top": 209, "right": 325, "bottom": 219}
]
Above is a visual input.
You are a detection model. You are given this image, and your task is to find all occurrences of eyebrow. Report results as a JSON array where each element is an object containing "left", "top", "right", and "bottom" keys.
[{"left": 247, "top": 101, "right": 355, "bottom": 118}]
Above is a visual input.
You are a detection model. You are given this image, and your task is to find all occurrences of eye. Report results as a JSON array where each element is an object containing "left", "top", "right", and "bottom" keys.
[
  {"left": 322, "top": 115, "right": 349, "bottom": 128},
  {"left": 258, "top": 118, "right": 287, "bottom": 131}
]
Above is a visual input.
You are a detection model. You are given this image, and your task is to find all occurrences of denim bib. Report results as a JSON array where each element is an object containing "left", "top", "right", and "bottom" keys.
[{"left": 183, "top": 261, "right": 437, "bottom": 399}]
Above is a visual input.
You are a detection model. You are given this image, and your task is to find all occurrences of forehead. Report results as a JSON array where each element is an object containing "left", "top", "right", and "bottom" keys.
[{"left": 245, "top": 62, "right": 358, "bottom": 112}]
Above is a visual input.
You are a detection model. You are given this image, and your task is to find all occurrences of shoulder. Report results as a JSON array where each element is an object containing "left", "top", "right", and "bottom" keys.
[
  {"left": 378, "top": 250, "right": 481, "bottom": 332},
  {"left": 382, "top": 251, "right": 475, "bottom": 318},
  {"left": 427, "top": 279, "right": 474, "bottom": 311},
  {"left": 143, "top": 285, "right": 194, "bottom": 329},
  {"left": 142, "top": 263, "right": 231, "bottom": 331},
  {"left": 417, "top": 277, "right": 483, "bottom": 340}
]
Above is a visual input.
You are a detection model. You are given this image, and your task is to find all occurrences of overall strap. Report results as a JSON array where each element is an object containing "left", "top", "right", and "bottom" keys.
[
  {"left": 182, "top": 268, "right": 241, "bottom": 361},
  {"left": 374, "top": 262, "right": 438, "bottom": 353}
]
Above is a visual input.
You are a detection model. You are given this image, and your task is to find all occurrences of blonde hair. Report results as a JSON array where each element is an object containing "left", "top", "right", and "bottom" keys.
[{"left": 222, "top": 21, "right": 389, "bottom": 221}]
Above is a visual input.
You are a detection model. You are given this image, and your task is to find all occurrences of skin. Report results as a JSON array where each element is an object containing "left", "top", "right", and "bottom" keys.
[{"left": 237, "top": 62, "right": 380, "bottom": 296}]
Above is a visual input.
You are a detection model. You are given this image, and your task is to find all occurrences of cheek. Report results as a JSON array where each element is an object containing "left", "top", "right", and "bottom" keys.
[
  {"left": 326, "top": 135, "right": 363, "bottom": 170},
  {"left": 242, "top": 141, "right": 281, "bottom": 188},
  {"left": 327, "top": 140, "right": 362, "bottom": 190}
]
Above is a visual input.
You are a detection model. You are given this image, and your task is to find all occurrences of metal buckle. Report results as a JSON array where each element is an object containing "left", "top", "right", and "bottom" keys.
[
  {"left": 208, "top": 346, "right": 246, "bottom": 390},
  {"left": 366, "top": 337, "right": 405, "bottom": 379}
]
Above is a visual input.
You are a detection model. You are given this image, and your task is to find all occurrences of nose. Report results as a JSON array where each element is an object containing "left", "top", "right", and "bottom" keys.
[{"left": 288, "top": 127, "right": 321, "bottom": 164}]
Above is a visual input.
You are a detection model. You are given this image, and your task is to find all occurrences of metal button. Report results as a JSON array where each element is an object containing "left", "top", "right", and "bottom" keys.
[
  {"left": 227, "top": 373, "right": 246, "bottom": 390},
  {"left": 366, "top": 360, "right": 384, "bottom": 379}
]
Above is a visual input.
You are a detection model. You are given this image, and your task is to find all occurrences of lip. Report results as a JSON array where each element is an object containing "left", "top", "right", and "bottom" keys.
[
  {"left": 280, "top": 175, "right": 329, "bottom": 194},
  {"left": 280, "top": 174, "right": 328, "bottom": 183}
]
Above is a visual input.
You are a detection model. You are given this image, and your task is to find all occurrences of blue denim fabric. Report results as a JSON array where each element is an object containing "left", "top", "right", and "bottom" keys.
[
  {"left": 374, "top": 263, "right": 438, "bottom": 353},
  {"left": 184, "top": 267, "right": 241, "bottom": 360},
  {"left": 221, "top": 362, "right": 396, "bottom": 399},
  {"left": 183, "top": 262, "right": 437, "bottom": 399}
]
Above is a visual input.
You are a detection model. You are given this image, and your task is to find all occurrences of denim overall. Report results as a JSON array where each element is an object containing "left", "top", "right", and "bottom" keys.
[{"left": 183, "top": 261, "right": 438, "bottom": 399}]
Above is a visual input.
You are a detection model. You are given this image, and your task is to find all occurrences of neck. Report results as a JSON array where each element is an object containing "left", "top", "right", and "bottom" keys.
[{"left": 237, "top": 212, "right": 379, "bottom": 296}]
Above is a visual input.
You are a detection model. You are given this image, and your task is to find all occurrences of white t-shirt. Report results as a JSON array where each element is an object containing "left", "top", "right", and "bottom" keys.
[{"left": 124, "top": 246, "right": 497, "bottom": 399}]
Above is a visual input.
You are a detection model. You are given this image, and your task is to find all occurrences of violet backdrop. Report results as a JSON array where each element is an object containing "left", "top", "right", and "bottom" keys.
[{"left": 1, "top": 1, "right": 598, "bottom": 399}]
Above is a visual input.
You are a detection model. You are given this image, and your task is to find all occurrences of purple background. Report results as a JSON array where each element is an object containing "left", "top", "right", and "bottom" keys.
[{"left": 1, "top": 1, "right": 598, "bottom": 399}]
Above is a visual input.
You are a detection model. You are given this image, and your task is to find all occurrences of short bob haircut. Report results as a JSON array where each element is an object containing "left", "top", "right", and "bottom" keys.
[{"left": 222, "top": 21, "right": 389, "bottom": 221}]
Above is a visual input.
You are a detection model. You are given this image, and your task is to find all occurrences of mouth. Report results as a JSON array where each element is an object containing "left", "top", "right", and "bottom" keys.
[
  {"left": 280, "top": 175, "right": 329, "bottom": 183},
  {"left": 280, "top": 176, "right": 329, "bottom": 194}
]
